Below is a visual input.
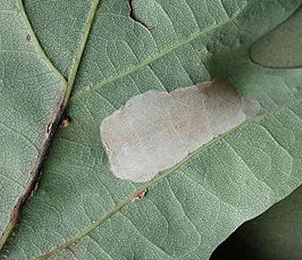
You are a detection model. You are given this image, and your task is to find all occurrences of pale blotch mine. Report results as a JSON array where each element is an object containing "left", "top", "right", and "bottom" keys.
[{"left": 100, "top": 78, "right": 260, "bottom": 182}]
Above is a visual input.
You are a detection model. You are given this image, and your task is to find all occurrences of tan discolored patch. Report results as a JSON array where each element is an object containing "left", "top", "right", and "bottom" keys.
[{"left": 100, "top": 78, "right": 260, "bottom": 183}]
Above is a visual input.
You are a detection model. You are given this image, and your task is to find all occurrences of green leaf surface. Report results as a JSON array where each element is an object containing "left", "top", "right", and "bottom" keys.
[
  {"left": 0, "top": 0, "right": 66, "bottom": 249},
  {"left": 212, "top": 7, "right": 302, "bottom": 259},
  {"left": 1, "top": 0, "right": 302, "bottom": 259},
  {"left": 250, "top": 4, "right": 302, "bottom": 68},
  {"left": 211, "top": 185, "right": 302, "bottom": 260}
]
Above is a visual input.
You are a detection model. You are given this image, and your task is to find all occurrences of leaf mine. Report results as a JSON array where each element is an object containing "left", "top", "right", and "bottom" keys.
[{"left": 100, "top": 78, "right": 260, "bottom": 183}]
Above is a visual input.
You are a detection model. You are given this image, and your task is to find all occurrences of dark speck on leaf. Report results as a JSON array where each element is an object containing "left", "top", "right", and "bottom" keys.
[{"left": 60, "top": 116, "right": 71, "bottom": 128}]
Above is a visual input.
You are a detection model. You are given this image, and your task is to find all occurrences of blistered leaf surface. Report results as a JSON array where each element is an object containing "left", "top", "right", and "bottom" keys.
[{"left": 101, "top": 78, "right": 260, "bottom": 182}]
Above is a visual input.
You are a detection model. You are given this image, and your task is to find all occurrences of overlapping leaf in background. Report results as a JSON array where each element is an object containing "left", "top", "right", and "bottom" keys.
[
  {"left": 213, "top": 6, "right": 302, "bottom": 259},
  {"left": 1, "top": 0, "right": 302, "bottom": 259}
]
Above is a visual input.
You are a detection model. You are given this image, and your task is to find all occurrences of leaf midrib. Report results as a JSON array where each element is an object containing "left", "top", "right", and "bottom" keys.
[
  {"left": 5, "top": 0, "right": 250, "bottom": 257},
  {"left": 25, "top": 1, "right": 254, "bottom": 258},
  {"left": 0, "top": 0, "right": 101, "bottom": 253}
]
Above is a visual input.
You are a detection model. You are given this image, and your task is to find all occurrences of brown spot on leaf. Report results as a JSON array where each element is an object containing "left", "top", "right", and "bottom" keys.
[
  {"left": 132, "top": 189, "right": 148, "bottom": 202},
  {"left": 60, "top": 116, "right": 71, "bottom": 128}
]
